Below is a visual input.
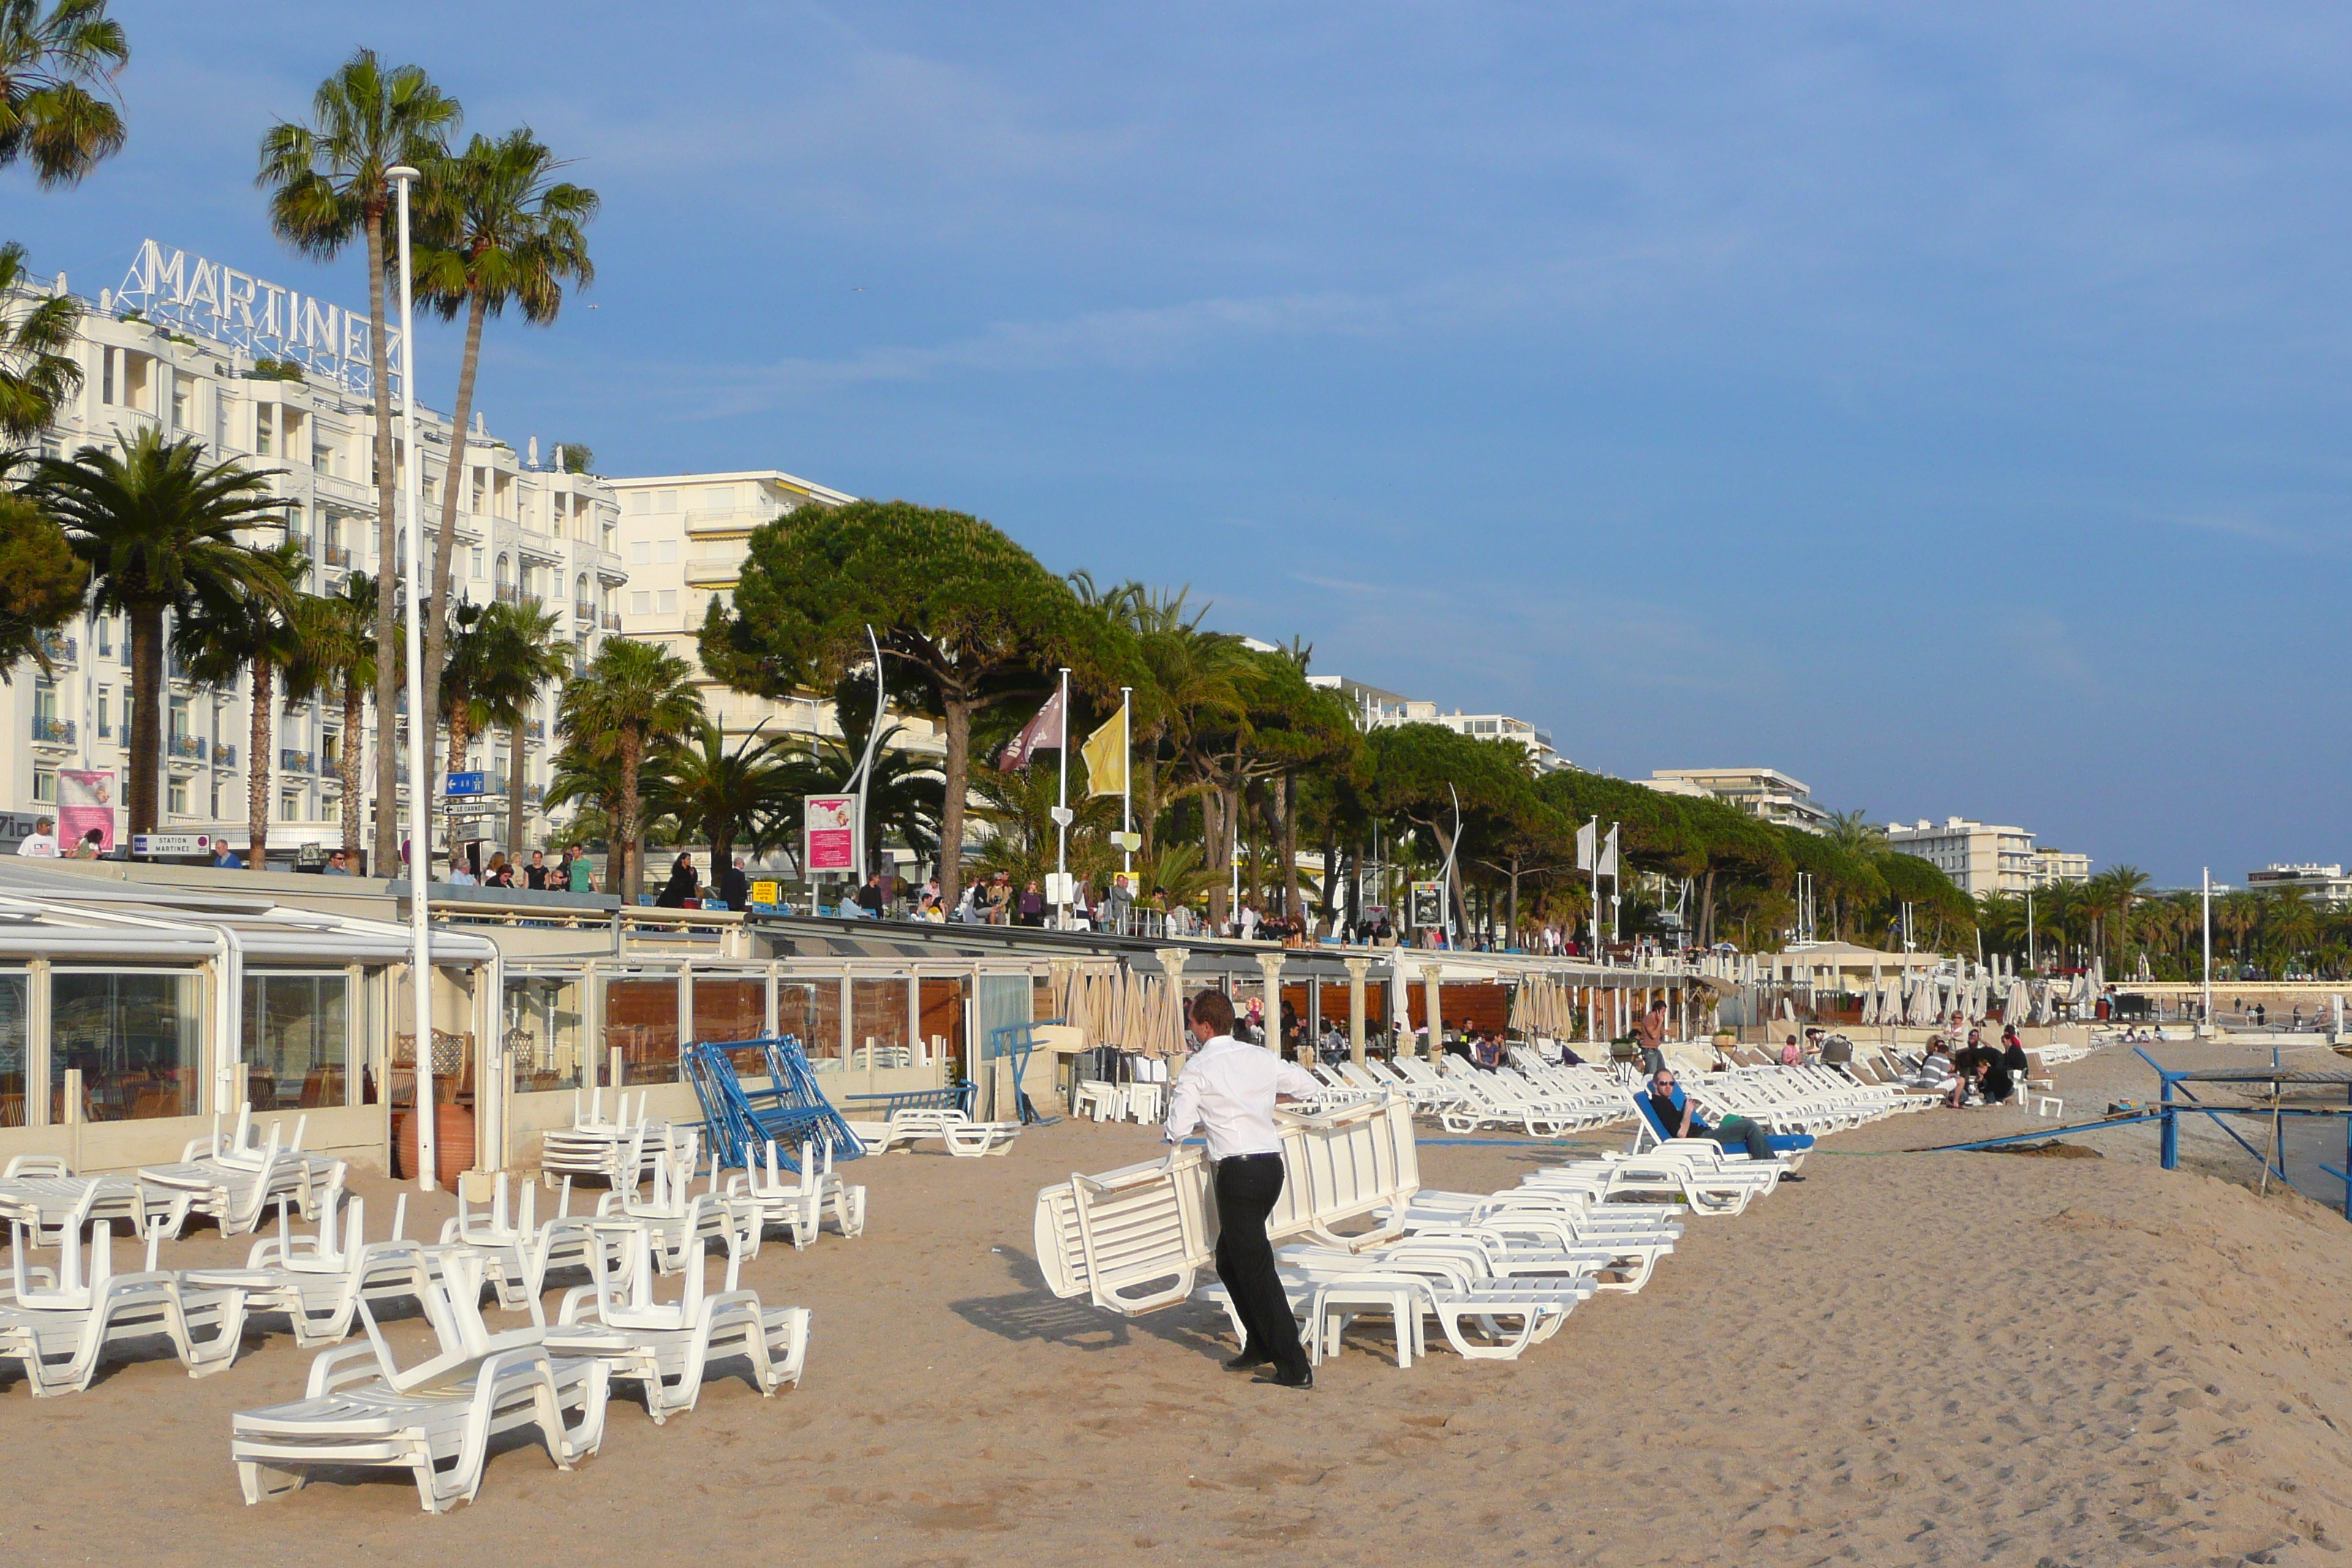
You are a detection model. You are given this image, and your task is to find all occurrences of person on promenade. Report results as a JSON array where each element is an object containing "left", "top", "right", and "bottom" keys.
[
  {"left": 568, "top": 849, "right": 595, "bottom": 893},
  {"left": 720, "top": 856, "right": 750, "bottom": 911},
  {"left": 1634, "top": 1000, "right": 1668, "bottom": 1076},
  {"left": 525, "top": 850, "right": 550, "bottom": 890},
  {"left": 1164, "top": 987, "right": 1320, "bottom": 1390},
  {"left": 656, "top": 853, "right": 697, "bottom": 907},
  {"left": 15, "top": 816, "right": 56, "bottom": 857},
  {"left": 1645, "top": 1068, "right": 1790, "bottom": 1170}
]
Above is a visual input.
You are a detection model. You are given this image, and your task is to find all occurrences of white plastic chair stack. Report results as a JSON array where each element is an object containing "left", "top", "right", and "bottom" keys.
[
  {"left": 182, "top": 1194, "right": 436, "bottom": 1349},
  {"left": 725, "top": 1139, "right": 865, "bottom": 1249},
  {"left": 542, "top": 1228, "right": 809, "bottom": 1424},
  {"left": 138, "top": 1107, "right": 347, "bottom": 1237},
  {"left": 0, "top": 1155, "right": 191, "bottom": 1246},
  {"left": 438, "top": 1174, "right": 605, "bottom": 1311},
  {"left": 0, "top": 1221, "right": 249, "bottom": 1397},
  {"left": 230, "top": 1251, "right": 609, "bottom": 1513}
]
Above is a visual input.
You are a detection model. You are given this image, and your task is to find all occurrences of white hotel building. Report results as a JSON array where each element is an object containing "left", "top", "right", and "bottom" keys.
[
  {"left": 1885, "top": 817, "right": 2092, "bottom": 897},
  {"left": 2, "top": 244, "right": 628, "bottom": 864}
]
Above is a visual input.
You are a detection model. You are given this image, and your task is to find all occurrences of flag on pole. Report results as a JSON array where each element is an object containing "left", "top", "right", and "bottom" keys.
[
  {"left": 1079, "top": 713, "right": 1127, "bottom": 797},
  {"left": 1598, "top": 824, "right": 1619, "bottom": 878},
  {"left": 998, "top": 686, "right": 1066, "bottom": 772},
  {"left": 1575, "top": 819, "right": 1596, "bottom": 872}
]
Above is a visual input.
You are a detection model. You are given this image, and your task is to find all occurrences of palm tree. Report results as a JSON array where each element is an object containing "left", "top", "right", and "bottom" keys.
[
  {"left": 1823, "top": 809, "right": 1887, "bottom": 856},
  {"left": 2088, "top": 864, "right": 2152, "bottom": 965},
  {"left": 34, "top": 429, "right": 290, "bottom": 833},
  {"left": 555, "top": 638, "right": 701, "bottom": 898},
  {"left": 175, "top": 540, "right": 306, "bottom": 865},
  {"left": 286, "top": 570, "right": 384, "bottom": 864},
  {"left": 411, "top": 127, "right": 596, "bottom": 757},
  {"left": 257, "top": 50, "right": 459, "bottom": 878},
  {"left": 0, "top": 240, "right": 82, "bottom": 440},
  {"left": 0, "top": 0, "right": 128, "bottom": 187},
  {"left": 2217, "top": 891, "right": 2260, "bottom": 963},
  {"left": 473, "top": 596, "right": 567, "bottom": 856},
  {"left": 644, "top": 720, "right": 799, "bottom": 875},
  {"left": 543, "top": 740, "right": 622, "bottom": 890}
]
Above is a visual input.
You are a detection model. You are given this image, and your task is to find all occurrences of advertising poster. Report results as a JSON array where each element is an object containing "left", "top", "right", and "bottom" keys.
[
  {"left": 803, "top": 794, "right": 858, "bottom": 875},
  {"left": 58, "top": 768, "right": 116, "bottom": 853},
  {"left": 1409, "top": 880, "right": 1445, "bottom": 930}
]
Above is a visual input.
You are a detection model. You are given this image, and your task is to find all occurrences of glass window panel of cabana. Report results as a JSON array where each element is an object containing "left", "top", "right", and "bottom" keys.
[
  {"left": 0, "top": 970, "right": 26, "bottom": 1127},
  {"left": 778, "top": 979, "right": 843, "bottom": 1068},
  {"left": 605, "top": 975, "right": 680, "bottom": 1086},
  {"left": 52, "top": 969, "right": 203, "bottom": 1121},
  {"left": 505, "top": 973, "right": 588, "bottom": 1095},
  {"left": 241, "top": 972, "right": 354, "bottom": 1111}
]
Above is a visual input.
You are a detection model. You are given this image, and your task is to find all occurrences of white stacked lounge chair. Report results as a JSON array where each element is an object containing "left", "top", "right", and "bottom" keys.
[
  {"left": 231, "top": 1251, "right": 609, "bottom": 1513},
  {"left": 540, "top": 1088, "right": 678, "bottom": 1185},
  {"left": 181, "top": 1194, "right": 437, "bottom": 1349},
  {"left": 541, "top": 1228, "right": 807, "bottom": 1423},
  {"left": 0, "top": 1221, "right": 249, "bottom": 1396},
  {"left": 138, "top": 1107, "right": 347, "bottom": 1237},
  {"left": 436, "top": 1173, "right": 608, "bottom": 1311},
  {"left": 592, "top": 1134, "right": 761, "bottom": 1275},
  {"left": 0, "top": 1155, "right": 192, "bottom": 1245},
  {"left": 845, "top": 1106, "right": 1022, "bottom": 1157},
  {"left": 725, "top": 1138, "right": 865, "bottom": 1249}
]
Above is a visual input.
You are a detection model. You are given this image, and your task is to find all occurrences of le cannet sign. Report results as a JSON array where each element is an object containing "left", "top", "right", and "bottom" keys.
[{"left": 114, "top": 239, "right": 400, "bottom": 399}]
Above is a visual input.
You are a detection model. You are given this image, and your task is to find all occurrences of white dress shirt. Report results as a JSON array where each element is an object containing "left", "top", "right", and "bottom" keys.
[{"left": 1164, "top": 1033, "right": 1323, "bottom": 1160}]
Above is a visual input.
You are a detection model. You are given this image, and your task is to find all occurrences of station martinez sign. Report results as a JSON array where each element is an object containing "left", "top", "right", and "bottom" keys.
[{"left": 114, "top": 239, "right": 401, "bottom": 399}]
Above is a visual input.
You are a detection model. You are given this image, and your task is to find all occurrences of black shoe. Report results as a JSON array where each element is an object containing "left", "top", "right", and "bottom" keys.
[
  {"left": 1224, "top": 1350, "right": 1273, "bottom": 1372},
  {"left": 1779, "top": 1173, "right": 1806, "bottom": 1183},
  {"left": 1258, "top": 1365, "right": 1313, "bottom": 1390}
]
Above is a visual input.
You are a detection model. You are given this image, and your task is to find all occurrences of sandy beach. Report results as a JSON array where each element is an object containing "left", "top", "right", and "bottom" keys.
[{"left": 8, "top": 1041, "right": 2352, "bottom": 1568}]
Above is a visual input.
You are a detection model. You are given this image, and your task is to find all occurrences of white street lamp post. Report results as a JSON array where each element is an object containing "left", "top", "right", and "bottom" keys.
[{"left": 388, "top": 164, "right": 436, "bottom": 1191}]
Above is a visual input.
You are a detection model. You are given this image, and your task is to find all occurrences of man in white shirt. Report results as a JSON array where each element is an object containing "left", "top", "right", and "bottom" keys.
[
  {"left": 15, "top": 816, "right": 57, "bottom": 858},
  {"left": 1164, "top": 987, "right": 1322, "bottom": 1389}
]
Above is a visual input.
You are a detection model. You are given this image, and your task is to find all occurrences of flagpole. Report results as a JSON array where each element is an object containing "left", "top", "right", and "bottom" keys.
[
  {"left": 1054, "top": 667, "right": 1071, "bottom": 930},
  {"left": 1586, "top": 815, "right": 1599, "bottom": 963},
  {"left": 2201, "top": 867, "right": 2212, "bottom": 1035},
  {"left": 1118, "top": 685, "right": 1132, "bottom": 881}
]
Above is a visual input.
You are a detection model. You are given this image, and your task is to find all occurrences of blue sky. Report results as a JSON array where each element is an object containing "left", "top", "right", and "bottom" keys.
[{"left": 13, "top": 1, "right": 2348, "bottom": 885}]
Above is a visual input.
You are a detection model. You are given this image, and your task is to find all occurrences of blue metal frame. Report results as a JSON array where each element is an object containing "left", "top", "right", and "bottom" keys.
[
  {"left": 843, "top": 1082, "right": 976, "bottom": 1117},
  {"left": 681, "top": 1034, "right": 867, "bottom": 1172},
  {"left": 989, "top": 1017, "right": 1066, "bottom": 1126},
  {"left": 2135, "top": 1047, "right": 2352, "bottom": 1220}
]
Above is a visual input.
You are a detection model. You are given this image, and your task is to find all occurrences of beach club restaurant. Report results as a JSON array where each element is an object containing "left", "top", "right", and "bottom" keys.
[{"left": 0, "top": 859, "right": 1700, "bottom": 1183}]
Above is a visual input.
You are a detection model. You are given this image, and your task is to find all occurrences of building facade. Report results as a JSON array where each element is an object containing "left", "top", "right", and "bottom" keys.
[
  {"left": 1306, "top": 674, "right": 1572, "bottom": 772},
  {"left": 7, "top": 248, "right": 627, "bottom": 864},
  {"left": 2246, "top": 864, "right": 2352, "bottom": 905},
  {"left": 1885, "top": 817, "right": 2092, "bottom": 897},
  {"left": 603, "top": 472, "right": 957, "bottom": 767},
  {"left": 1645, "top": 767, "right": 1832, "bottom": 833}
]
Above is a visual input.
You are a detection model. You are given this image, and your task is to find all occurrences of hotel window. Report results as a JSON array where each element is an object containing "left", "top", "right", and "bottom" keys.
[
  {"left": 167, "top": 776, "right": 188, "bottom": 815},
  {"left": 471, "top": 468, "right": 486, "bottom": 513},
  {"left": 32, "top": 679, "right": 56, "bottom": 725},
  {"left": 470, "top": 546, "right": 484, "bottom": 578},
  {"left": 630, "top": 590, "right": 651, "bottom": 615},
  {"left": 626, "top": 491, "right": 649, "bottom": 516},
  {"left": 242, "top": 971, "right": 353, "bottom": 1110},
  {"left": 657, "top": 590, "right": 678, "bottom": 614},
  {"left": 52, "top": 969, "right": 203, "bottom": 1121},
  {"left": 495, "top": 554, "right": 511, "bottom": 591},
  {"left": 170, "top": 380, "right": 189, "bottom": 431},
  {"left": 31, "top": 769, "right": 55, "bottom": 804},
  {"left": 255, "top": 403, "right": 275, "bottom": 456},
  {"left": 629, "top": 540, "right": 651, "bottom": 565},
  {"left": 281, "top": 789, "right": 301, "bottom": 821},
  {"left": 96, "top": 688, "right": 110, "bottom": 739},
  {"left": 99, "top": 346, "right": 115, "bottom": 404},
  {"left": 655, "top": 540, "right": 678, "bottom": 564},
  {"left": 656, "top": 489, "right": 677, "bottom": 512}
]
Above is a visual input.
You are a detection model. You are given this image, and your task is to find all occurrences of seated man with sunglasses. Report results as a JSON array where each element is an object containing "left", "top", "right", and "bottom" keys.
[{"left": 1645, "top": 1068, "right": 1793, "bottom": 1173}]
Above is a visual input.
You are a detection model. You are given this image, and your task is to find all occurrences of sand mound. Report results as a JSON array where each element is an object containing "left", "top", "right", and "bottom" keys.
[{"left": 6, "top": 1117, "right": 2352, "bottom": 1567}]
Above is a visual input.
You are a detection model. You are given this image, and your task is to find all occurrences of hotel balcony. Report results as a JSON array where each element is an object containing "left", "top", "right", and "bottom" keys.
[
  {"left": 682, "top": 558, "right": 740, "bottom": 587},
  {"left": 31, "top": 716, "right": 74, "bottom": 747},
  {"left": 574, "top": 600, "right": 594, "bottom": 622},
  {"left": 682, "top": 505, "right": 783, "bottom": 536},
  {"left": 35, "top": 632, "right": 76, "bottom": 668},
  {"left": 325, "top": 544, "right": 353, "bottom": 568},
  {"left": 524, "top": 720, "right": 546, "bottom": 743},
  {"left": 214, "top": 743, "right": 238, "bottom": 770},
  {"left": 167, "top": 733, "right": 206, "bottom": 761},
  {"left": 602, "top": 611, "right": 622, "bottom": 631},
  {"left": 280, "top": 747, "right": 314, "bottom": 774}
]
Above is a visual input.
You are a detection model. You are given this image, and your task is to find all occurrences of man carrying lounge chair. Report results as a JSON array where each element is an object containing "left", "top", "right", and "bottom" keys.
[
  {"left": 1164, "top": 988, "right": 1320, "bottom": 1390},
  {"left": 1646, "top": 1069, "right": 1794, "bottom": 1175}
]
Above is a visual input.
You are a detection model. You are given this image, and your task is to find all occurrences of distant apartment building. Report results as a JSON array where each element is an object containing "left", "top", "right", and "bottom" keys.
[
  {"left": 1885, "top": 817, "right": 2091, "bottom": 897},
  {"left": 1645, "top": 768, "right": 1831, "bottom": 833},
  {"left": 1306, "top": 674, "right": 1572, "bottom": 772},
  {"left": 2246, "top": 864, "right": 2352, "bottom": 905},
  {"left": 602, "top": 472, "right": 954, "bottom": 760}
]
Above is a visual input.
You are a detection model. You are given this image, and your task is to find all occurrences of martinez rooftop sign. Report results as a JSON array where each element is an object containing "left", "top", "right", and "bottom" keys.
[{"left": 113, "top": 239, "right": 401, "bottom": 399}]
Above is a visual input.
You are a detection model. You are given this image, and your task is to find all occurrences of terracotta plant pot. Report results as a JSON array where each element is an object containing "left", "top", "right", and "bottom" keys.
[{"left": 394, "top": 1101, "right": 477, "bottom": 1187}]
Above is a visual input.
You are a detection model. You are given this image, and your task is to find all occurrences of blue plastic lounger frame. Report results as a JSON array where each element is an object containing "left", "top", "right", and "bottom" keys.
[{"left": 681, "top": 1034, "right": 867, "bottom": 1172}]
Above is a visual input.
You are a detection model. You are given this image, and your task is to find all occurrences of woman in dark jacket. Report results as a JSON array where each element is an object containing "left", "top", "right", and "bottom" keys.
[{"left": 655, "top": 853, "right": 698, "bottom": 908}]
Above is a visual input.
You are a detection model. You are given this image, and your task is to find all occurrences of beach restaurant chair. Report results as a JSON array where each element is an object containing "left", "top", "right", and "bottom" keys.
[
  {"left": 543, "top": 1229, "right": 808, "bottom": 1424},
  {"left": 230, "top": 1252, "right": 609, "bottom": 1513},
  {"left": 0, "top": 1221, "right": 249, "bottom": 1397}
]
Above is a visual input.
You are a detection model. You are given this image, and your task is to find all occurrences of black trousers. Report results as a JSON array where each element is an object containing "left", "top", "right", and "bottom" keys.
[{"left": 1213, "top": 1153, "right": 1308, "bottom": 1376}]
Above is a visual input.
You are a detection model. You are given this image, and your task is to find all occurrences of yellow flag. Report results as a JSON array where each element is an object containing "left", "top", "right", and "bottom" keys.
[{"left": 1081, "top": 713, "right": 1127, "bottom": 798}]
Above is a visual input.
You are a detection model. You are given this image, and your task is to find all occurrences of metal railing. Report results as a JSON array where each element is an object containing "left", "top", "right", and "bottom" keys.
[
  {"left": 524, "top": 720, "right": 546, "bottom": 742},
  {"left": 603, "top": 612, "right": 622, "bottom": 631},
  {"left": 574, "top": 601, "right": 594, "bottom": 621},
  {"left": 325, "top": 544, "right": 352, "bottom": 567},
  {"left": 35, "top": 632, "right": 76, "bottom": 666},
  {"left": 31, "top": 716, "right": 74, "bottom": 745},
  {"left": 214, "top": 743, "right": 238, "bottom": 769},
  {"left": 167, "top": 732, "right": 204, "bottom": 760},
  {"left": 280, "top": 747, "right": 313, "bottom": 773}
]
